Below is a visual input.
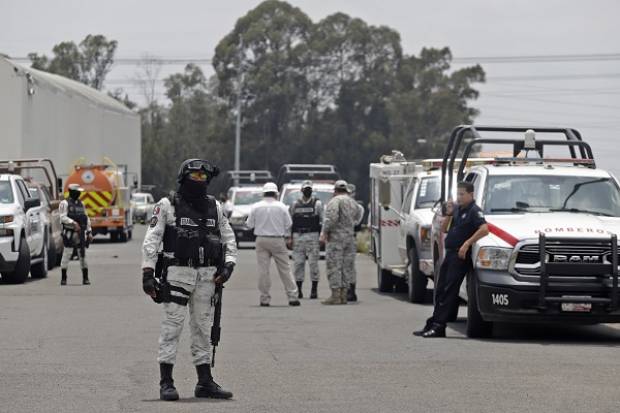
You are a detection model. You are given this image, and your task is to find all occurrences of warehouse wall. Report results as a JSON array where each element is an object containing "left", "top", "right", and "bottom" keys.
[
  {"left": 0, "top": 59, "right": 24, "bottom": 158},
  {"left": 0, "top": 58, "right": 141, "bottom": 187}
]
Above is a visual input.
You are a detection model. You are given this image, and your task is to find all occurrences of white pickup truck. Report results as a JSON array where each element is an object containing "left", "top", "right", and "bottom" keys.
[
  {"left": 432, "top": 126, "right": 620, "bottom": 338},
  {"left": 0, "top": 174, "right": 47, "bottom": 283}
]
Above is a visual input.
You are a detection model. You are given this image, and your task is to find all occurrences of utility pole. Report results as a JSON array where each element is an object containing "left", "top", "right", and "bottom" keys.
[{"left": 233, "top": 36, "right": 244, "bottom": 187}]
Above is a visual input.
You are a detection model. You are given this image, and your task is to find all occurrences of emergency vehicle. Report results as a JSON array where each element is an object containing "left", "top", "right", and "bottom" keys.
[
  {"left": 433, "top": 126, "right": 620, "bottom": 338},
  {"left": 64, "top": 158, "right": 134, "bottom": 242},
  {"left": 369, "top": 151, "right": 419, "bottom": 293}
]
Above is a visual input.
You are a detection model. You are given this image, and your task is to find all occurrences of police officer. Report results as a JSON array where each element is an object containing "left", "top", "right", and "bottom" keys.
[
  {"left": 345, "top": 183, "right": 365, "bottom": 302},
  {"left": 59, "top": 183, "right": 93, "bottom": 286},
  {"left": 289, "top": 180, "right": 323, "bottom": 299},
  {"left": 141, "top": 159, "right": 237, "bottom": 401},
  {"left": 413, "top": 181, "right": 489, "bottom": 338},
  {"left": 320, "top": 180, "right": 362, "bottom": 305}
]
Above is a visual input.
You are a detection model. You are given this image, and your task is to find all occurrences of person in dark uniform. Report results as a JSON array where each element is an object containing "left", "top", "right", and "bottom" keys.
[
  {"left": 413, "top": 181, "right": 489, "bottom": 338},
  {"left": 59, "top": 184, "right": 93, "bottom": 285}
]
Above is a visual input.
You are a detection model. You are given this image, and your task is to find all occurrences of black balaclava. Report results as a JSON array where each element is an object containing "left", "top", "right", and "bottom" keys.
[
  {"left": 69, "top": 190, "right": 81, "bottom": 201},
  {"left": 302, "top": 188, "right": 313, "bottom": 199},
  {"left": 179, "top": 178, "right": 208, "bottom": 209}
]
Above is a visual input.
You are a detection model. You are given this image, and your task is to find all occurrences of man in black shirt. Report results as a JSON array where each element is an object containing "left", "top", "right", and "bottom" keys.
[{"left": 413, "top": 181, "right": 489, "bottom": 338}]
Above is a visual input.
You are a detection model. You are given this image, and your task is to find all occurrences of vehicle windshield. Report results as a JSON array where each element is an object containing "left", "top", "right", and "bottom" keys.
[
  {"left": 415, "top": 177, "right": 440, "bottom": 209},
  {"left": 132, "top": 194, "right": 149, "bottom": 204},
  {"left": 282, "top": 189, "right": 333, "bottom": 207},
  {"left": 0, "top": 182, "right": 14, "bottom": 204},
  {"left": 233, "top": 190, "right": 263, "bottom": 206},
  {"left": 484, "top": 175, "right": 620, "bottom": 217}
]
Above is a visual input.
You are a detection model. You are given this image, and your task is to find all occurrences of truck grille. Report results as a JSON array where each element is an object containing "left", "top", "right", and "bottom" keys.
[{"left": 514, "top": 241, "right": 616, "bottom": 277}]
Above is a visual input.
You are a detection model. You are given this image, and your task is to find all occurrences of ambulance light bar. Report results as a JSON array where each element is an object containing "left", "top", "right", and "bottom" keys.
[{"left": 493, "top": 157, "right": 595, "bottom": 166}]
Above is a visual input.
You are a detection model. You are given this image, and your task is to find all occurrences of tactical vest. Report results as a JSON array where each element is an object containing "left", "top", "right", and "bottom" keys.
[
  {"left": 292, "top": 197, "right": 321, "bottom": 234},
  {"left": 67, "top": 198, "right": 88, "bottom": 227},
  {"left": 63, "top": 198, "right": 88, "bottom": 248},
  {"left": 162, "top": 194, "right": 223, "bottom": 267}
]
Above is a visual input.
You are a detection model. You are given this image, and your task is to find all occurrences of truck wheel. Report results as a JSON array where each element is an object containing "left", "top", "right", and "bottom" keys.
[
  {"left": 111, "top": 232, "right": 119, "bottom": 242},
  {"left": 466, "top": 274, "right": 493, "bottom": 338},
  {"left": 3, "top": 239, "right": 31, "bottom": 284},
  {"left": 395, "top": 278, "right": 408, "bottom": 293},
  {"left": 47, "top": 232, "right": 57, "bottom": 270},
  {"left": 127, "top": 230, "right": 132, "bottom": 241},
  {"left": 408, "top": 247, "right": 428, "bottom": 303},
  {"left": 31, "top": 237, "right": 49, "bottom": 279},
  {"left": 377, "top": 264, "right": 395, "bottom": 293}
]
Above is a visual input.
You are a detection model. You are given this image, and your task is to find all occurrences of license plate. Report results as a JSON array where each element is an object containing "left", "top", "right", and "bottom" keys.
[{"left": 561, "top": 302, "right": 592, "bottom": 312}]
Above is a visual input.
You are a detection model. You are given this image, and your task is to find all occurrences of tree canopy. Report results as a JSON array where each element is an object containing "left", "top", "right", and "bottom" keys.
[{"left": 28, "top": 1, "right": 485, "bottom": 202}]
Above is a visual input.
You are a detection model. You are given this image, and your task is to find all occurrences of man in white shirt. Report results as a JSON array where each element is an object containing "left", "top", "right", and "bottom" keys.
[{"left": 246, "top": 182, "right": 300, "bottom": 307}]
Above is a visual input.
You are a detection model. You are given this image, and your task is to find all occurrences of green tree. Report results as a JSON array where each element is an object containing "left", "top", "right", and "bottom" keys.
[
  {"left": 28, "top": 34, "right": 118, "bottom": 90},
  {"left": 213, "top": 0, "right": 313, "bottom": 172}
]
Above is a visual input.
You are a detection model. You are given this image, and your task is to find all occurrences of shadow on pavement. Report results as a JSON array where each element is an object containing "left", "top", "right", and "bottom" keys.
[{"left": 448, "top": 320, "right": 620, "bottom": 346}]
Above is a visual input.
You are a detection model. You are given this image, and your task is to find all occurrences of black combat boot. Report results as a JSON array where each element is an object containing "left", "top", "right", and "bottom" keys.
[
  {"left": 159, "top": 363, "right": 179, "bottom": 401},
  {"left": 82, "top": 268, "right": 90, "bottom": 285},
  {"left": 296, "top": 281, "right": 303, "bottom": 299},
  {"left": 195, "top": 364, "right": 233, "bottom": 399},
  {"left": 310, "top": 281, "right": 318, "bottom": 299},
  {"left": 347, "top": 283, "right": 357, "bottom": 302},
  {"left": 61, "top": 269, "right": 67, "bottom": 286}
]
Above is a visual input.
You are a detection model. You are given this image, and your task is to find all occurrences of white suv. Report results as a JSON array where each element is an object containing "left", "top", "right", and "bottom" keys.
[{"left": 0, "top": 174, "right": 47, "bottom": 283}]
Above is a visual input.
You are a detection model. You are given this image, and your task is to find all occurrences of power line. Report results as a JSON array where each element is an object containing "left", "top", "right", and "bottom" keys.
[
  {"left": 8, "top": 52, "right": 620, "bottom": 66},
  {"left": 452, "top": 53, "right": 620, "bottom": 63}
]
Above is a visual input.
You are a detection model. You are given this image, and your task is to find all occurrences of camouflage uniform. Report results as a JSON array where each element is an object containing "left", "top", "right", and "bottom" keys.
[
  {"left": 290, "top": 197, "right": 324, "bottom": 283},
  {"left": 142, "top": 196, "right": 237, "bottom": 366},
  {"left": 322, "top": 194, "right": 362, "bottom": 289}
]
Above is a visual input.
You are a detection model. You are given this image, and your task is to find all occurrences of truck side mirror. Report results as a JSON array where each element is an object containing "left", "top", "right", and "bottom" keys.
[
  {"left": 379, "top": 179, "right": 391, "bottom": 210},
  {"left": 25, "top": 196, "right": 41, "bottom": 211}
]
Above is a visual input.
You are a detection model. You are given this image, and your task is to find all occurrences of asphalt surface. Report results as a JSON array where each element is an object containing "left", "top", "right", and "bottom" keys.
[{"left": 1, "top": 225, "right": 620, "bottom": 413}]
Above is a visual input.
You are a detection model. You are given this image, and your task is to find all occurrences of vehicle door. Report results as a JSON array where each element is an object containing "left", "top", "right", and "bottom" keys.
[
  {"left": 398, "top": 177, "right": 417, "bottom": 263},
  {"left": 17, "top": 179, "right": 43, "bottom": 256}
]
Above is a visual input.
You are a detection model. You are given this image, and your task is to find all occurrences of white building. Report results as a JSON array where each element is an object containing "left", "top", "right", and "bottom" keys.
[{"left": 0, "top": 56, "right": 141, "bottom": 185}]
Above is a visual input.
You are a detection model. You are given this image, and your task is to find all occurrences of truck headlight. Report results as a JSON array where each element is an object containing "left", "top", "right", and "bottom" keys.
[
  {"left": 419, "top": 226, "right": 431, "bottom": 246},
  {"left": 476, "top": 247, "right": 512, "bottom": 270},
  {"left": 230, "top": 215, "right": 247, "bottom": 226},
  {"left": 0, "top": 215, "right": 14, "bottom": 224}
]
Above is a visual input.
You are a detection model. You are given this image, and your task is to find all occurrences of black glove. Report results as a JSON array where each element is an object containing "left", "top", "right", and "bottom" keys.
[
  {"left": 215, "top": 262, "right": 235, "bottom": 284},
  {"left": 142, "top": 268, "right": 156, "bottom": 296}
]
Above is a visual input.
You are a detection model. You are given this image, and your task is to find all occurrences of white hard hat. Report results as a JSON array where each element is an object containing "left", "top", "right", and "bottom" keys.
[
  {"left": 68, "top": 183, "right": 84, "bottom": 192},
  {"left": 301, "top": 180, "right": 313, "bottom": 189},
  {"left": 262, "top": 182, "right": 278, "bottom": 193}
]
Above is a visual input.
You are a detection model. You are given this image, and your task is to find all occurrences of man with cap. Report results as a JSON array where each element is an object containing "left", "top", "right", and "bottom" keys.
[
  {"left": 141, "top": 159, "right": 237, "bottom": 401},
  {"left": 247, "top": 182, "right": 300, "bottom": 307},
  {"left": 288, "top": 180, "right": 324, "bottom": 299},
  {"left": 320, "top": 180, "right": 362, "bottom": 305},
  {"left": 59, "top": 183, "right": 93, "bottom": 285}
]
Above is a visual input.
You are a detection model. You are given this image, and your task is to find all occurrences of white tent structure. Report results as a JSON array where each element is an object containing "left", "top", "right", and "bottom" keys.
[{"left": 0, "top": 56, "right": 141, "bottom": 186}]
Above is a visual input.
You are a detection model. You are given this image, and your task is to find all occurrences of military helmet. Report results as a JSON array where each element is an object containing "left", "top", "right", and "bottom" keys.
[{"left": 177, "top": 159, "right": 220, "bottom": 184}]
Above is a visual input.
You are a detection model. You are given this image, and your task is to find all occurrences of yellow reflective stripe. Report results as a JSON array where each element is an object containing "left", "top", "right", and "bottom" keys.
[{"left": 88, "top": 191, "right": 110, "bottom": 208}]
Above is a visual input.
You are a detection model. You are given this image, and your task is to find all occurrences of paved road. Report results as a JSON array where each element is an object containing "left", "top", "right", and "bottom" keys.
[{"left": 1, "top": 225, "right": 620, "bottom": 413}]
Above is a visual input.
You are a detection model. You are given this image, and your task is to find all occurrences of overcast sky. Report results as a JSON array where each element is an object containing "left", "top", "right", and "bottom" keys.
[{"left": 2, "top": 0, "right": 619, "bottom": 173}]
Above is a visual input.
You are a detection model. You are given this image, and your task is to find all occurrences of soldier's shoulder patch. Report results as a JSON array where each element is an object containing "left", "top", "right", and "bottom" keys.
[{"left": 149, "top": 216, "right": 158, "bottom": 228}]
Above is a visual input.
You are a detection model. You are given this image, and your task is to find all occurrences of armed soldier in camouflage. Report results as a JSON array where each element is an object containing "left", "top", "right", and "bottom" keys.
[
  {"left": 320, "top": 180, "right": 362, "bottom": 305},
  {"left": 289, "top": 180, "right": 324, "bottom": 299}
]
